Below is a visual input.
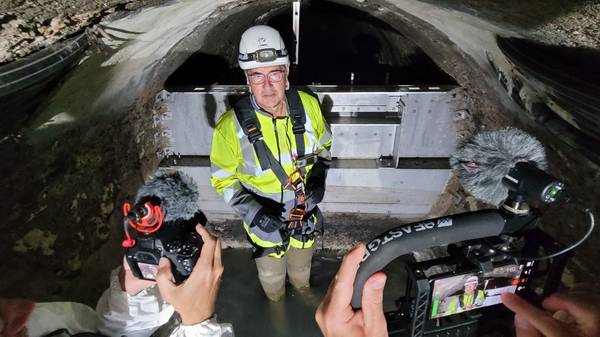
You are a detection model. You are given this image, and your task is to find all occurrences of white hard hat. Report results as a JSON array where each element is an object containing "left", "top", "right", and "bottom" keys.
[
  {"left": 465, "top": 276, "right": 479, "bottom": 286},
  {"left": 238, "top": 25, "right": 289, "bottom": 70}
]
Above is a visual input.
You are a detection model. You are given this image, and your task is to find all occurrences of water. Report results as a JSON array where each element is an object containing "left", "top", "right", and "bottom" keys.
[{"left": 216, "top": 249, "right": 408, "bottom": 337}]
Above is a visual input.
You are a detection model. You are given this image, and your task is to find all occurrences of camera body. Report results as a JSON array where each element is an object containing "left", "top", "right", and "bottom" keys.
[
  {"left": 386, "top": 227, "right": 569, "bottom": 337},
  {"left": 125, "top": 216, "right": 203, "bottom": 284},
  {"left": 359, "top": 129, "right": 585, "bottom": 336}
]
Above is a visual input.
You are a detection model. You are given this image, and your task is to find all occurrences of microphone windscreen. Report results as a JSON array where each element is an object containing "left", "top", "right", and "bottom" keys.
[
  {"left": 450, "top": 128, "right": 547, "bottom": 205},
  {"left": 135, "top": 171, "right": 200, "bottom": 222}
]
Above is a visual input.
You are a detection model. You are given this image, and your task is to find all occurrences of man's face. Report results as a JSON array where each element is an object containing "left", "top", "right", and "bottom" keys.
[
  {"left": 464, "top": 283, "right": 477, "bottom": 295},
  {"left": 246, "top": 65, "right": 287, "bottom": 112}
]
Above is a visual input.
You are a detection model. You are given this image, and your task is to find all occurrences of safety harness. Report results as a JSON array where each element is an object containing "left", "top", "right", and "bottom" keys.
[{"left": 234, "top": 89, "right": 317, "bottom": 258}]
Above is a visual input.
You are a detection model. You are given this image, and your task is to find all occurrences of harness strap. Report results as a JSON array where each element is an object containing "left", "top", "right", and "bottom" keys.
[
  {"left": 286, "top": 89, "right": 306, "bottom": 159},
  {"left": 233, "top": 89, "right": 307, "bottom": 188},
  {"left": 233, "top": 95, "right": 288, "bottom": 186}
]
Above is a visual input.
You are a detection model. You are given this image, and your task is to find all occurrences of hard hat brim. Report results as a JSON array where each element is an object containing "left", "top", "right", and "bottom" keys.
[{"left": 239, "top": 56, "right": 290, "bottom": 70}]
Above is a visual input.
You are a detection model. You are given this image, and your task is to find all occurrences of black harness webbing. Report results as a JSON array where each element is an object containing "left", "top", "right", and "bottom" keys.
[
  {"left": 286, "top": 89, "right": 306, "bottom": 160},
  {"left": 233, "top": 89, "right": 307, "bottom": 187}
]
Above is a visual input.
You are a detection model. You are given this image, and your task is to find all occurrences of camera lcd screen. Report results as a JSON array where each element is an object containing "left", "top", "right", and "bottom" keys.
[
  {"left": 430, "top": 264, "right": 525, "bottom": 319},
  {"left": 137, "top": 262, "right": 158, "bottom": 280}
]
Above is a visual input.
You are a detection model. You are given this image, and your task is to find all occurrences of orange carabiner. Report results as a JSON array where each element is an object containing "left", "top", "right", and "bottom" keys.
[
  {"left": 286, "top": 169, "right": 304, "bottom": 191},
  {"left": 289, "top": 207, "right": 305, "bottom": 222}
]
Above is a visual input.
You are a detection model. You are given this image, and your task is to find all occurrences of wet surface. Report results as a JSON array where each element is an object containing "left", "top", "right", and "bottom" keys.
[{"left": 217, "top": 248, "right": 407, "bottom": 337}]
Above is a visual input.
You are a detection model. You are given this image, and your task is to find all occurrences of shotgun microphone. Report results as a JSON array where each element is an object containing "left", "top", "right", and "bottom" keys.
[
  {"left": 450, "top": 127, "right": 548, "bottom": 205},
  {"left": 134, "top": 171, "right": 201, "bottom": 222}
]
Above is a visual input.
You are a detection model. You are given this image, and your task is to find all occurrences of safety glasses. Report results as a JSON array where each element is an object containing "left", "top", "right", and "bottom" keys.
[{"left": 247, "top": 70, "right": 285, "bottom": 85}]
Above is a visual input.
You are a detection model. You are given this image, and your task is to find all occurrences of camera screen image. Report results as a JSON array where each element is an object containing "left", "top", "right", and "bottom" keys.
[
  {"left": 430, "top": 264, "right": 524, "bottom": 319},
  {"left": 137, "top": 262, "right": 159, "bottom": 280}
]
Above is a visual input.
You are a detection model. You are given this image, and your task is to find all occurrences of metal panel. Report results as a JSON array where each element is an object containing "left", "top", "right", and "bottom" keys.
[
  {"left": 160, "top": 86, "right": 460, "bottom": 159},
  {"left": 169, "top": 166, "right": 451, "bottom": 220},
  {"left": 320, "top": 92, "right": 403, "bottom": 115},
  {"left": 157, "top": 85, "right": 459, "bottom": 217},
  {"left": 331, "top": 124, "right": 397, "bottom": 158},
  {"left": 160, "top": 91, "right": 226, "bottom": 156},
  {"left": 395, "top": 91, "right": 458, "bottom": 158}
]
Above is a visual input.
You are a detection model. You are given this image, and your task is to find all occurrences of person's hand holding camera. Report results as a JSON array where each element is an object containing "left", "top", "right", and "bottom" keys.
[
  {"left": 502, "top": 289, "right": 600, "bottom": 337},
  {"left": 120, "top": 257, "right": 156, "bottom": 296},
  {"left": 316, "top": 243, "right": 388, "bottom": 337},
  {"left": 156, "top": 224, "right": 224, "bottom": 325}
]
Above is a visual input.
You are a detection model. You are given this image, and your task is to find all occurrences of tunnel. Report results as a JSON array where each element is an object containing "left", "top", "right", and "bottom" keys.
[
  {"left": 0, "top": 0, "right": 599, "bottom": 336},
  {"left": 164, "top": 1, "right": 456, "bottom": 87}
]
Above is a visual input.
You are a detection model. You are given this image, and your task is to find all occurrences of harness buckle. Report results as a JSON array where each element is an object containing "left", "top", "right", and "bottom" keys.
[
  {"left": 246, "top": 122, "right": 262, "bottom": 143},
  {"left": 286, "top": 169, "right": 305, "bottom": 191},
  {"left": 292, "top": 123, "right": 305, "bottom": 134},
  {"left": 295, "top": 153, "right": 318, "bottom": 169},
  {"left": 289, "top": 207, "right": 305, "bottom": 223},
  {"left": 290, "top": 111, "right": 305, "bottom": 134}
]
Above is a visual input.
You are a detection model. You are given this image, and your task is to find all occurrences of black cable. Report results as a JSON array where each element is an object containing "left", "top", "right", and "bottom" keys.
[{"left": 487, "top": 208, "right": 595, "bottom": 261}]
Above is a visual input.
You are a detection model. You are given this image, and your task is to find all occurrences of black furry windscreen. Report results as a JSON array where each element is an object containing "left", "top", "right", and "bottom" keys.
[
  {"left": 450, "top": 128, "right": 547, "bottom": 205},
  {"left": 135, "top": 171, "right": 200, "bottom": 222}
]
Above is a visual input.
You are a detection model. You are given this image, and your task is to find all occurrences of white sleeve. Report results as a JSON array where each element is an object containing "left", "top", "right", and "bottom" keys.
[
  {"left": 95, "top": 267, "right": 175, "bottom": 337},
  {"left": 26, "top": 302, "right": 98, "bottom": 337},
  {"left": 169, "top": 317, "right": 234, "bottom": 337}
]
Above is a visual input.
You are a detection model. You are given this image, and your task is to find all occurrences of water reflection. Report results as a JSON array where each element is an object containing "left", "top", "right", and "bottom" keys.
[{"left": 217, "top": 249, "right": 407, "bottom": 337}]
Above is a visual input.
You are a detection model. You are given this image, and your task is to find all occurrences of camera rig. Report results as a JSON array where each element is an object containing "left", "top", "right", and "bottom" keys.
[
  {"left": 122, "top": 196, "right": 205, "bottom": 284},
  {"left": 351, "top": 161, "right": 595, "bottom": 337}
]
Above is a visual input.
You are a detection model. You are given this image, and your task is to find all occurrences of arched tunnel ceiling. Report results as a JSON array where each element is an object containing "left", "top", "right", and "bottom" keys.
[
  {"left": 153, "top": 0, "right": 511, "bottom": 136},
  {"left": 165, "top": 0, "right": 457, "bottom": 87}
]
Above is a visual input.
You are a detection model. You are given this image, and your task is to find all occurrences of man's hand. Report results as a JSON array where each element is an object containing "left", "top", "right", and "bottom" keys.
[
  {"left": 502, "top": 291, "right": 600, "bottom": 337},
  {"left": 156, "top": 224, "right": 224, "bottom": 325},
  {"left": 120, "top": 257, "right": 156, "bottom": 296},
  {"left": 315, "top": 243, "right": 388, "bottom": 337}
]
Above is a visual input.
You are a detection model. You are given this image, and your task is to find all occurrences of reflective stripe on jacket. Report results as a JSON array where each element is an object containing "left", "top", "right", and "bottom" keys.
[{"left": 210, "top": 90, "right": 332, "bottom": 256}]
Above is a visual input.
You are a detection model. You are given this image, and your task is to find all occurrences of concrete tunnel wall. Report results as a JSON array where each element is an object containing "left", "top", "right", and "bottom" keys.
[
  {"left": 2, "top": 0, "right": 599, "bottom": 304},
  {"left": 94, "top": 0, "right": 600, "bottom": 282}
]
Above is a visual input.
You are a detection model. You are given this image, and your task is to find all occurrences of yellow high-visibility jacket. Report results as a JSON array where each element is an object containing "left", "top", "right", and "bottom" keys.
[
  {"left": 210, "top": 90, "right": 332, "bottom": 257},
  {"left": 444, "top": 290, "right": 486, "bottom": 315}
]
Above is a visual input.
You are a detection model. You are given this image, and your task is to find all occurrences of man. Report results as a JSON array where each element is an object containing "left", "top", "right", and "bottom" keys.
[
  {"left": 0, "top": 225, "right": 232, "bottom": 337},
  {"left": 444, "top": 276, "right": 486, "bottom": 315},
  {"left": 210, "top": 25, "right": 332, "bottom": 302}
]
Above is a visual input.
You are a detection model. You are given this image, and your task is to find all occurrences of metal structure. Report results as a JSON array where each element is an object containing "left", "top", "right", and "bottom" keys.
[
  {"left": 292, "top": 1, "right": 301, "bottom": 65},
  {"left": 158, "top": 85, "right": 462, "bottom": 220}
]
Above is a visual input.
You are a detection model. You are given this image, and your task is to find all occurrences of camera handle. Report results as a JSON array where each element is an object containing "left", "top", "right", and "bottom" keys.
[{"left": 351, "top": 209, "right": 529, "bottom": 309}]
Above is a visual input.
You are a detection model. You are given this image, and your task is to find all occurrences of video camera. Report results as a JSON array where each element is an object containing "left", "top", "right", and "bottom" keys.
[
  {"left": 121, "top": 172, "right": 205, "bottom": 284},
  {"left": 351, "top": 128, "right": 594, "bottom": 337}
]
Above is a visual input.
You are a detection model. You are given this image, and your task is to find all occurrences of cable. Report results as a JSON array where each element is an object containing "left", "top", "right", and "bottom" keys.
[{"left": 489, "top": 208, "right": 595, "bottom": 261}]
